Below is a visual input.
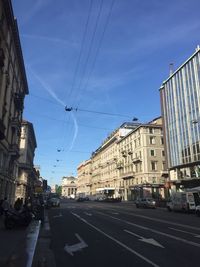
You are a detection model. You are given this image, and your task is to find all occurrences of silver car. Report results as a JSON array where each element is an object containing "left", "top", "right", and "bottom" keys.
[{"left": 135, "top": 198, "right": 156, "bottom": 209}]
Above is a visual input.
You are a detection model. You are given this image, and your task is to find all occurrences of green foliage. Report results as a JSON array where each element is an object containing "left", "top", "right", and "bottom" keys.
[{"left": 56, "top": 186, "right": 62, "bottom": 196}]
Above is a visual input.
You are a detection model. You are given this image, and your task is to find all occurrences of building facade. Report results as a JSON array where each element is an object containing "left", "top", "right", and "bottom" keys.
[
  {"left": 61, "top": 176, "right": 77, "bottom": 198},
  {"left": 15, "top": 121, "right": 37, "bottom": 201},
  {"left": 77, "top": 159, "right": 92, "bottom": 197},
  {"left": 77, "top": 120, "right": 166, "bottom": 200},
  {"left": 117, "top": 117, "right": 166, "bottom": 200},
  {"left": 160, "top": 46, "right": 200, "bottom": 191},
  {"left": 0, "top": 0, "right": 29, "bottom": 204}
]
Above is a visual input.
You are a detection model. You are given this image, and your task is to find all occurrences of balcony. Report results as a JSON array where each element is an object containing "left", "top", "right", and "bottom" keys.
[
  {"left": 132, "top": 157, "right": 142, "bottom": 163},
  {"left": 9, "top": 144, "right": 20, "bottom": 158},
  {"left": 160, "top": 170, "right": 168, "bottom": 177},
  {"left": 0, "top": 119, "right": 5, "bottom": 140},
  {"left": 116, "top": 163, "right": 123, "bottom": 169},
  {"left": 120, "top": 171, "right": 135, "bottom": 179}
]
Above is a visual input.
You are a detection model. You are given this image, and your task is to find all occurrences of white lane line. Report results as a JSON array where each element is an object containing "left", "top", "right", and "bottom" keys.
[
  {"left": 26, "top": 220, "right": 41, "bottom": 267},
  {"left": 124, "top": 229, "right": 164, "bottom": 248},
  {"left": 44, "top": 215, "right": 50, "bottom": 231},
  {"left": 71, "top": 212, "right": 159, "bottom": 267},
  {"left": 121, "top": 211, "right": 200, "bottom": 231},
  {"left": 169, "top": 227, "right": 200, "bottom": 238},
  {"left": 99, "top": 213, "right": 200, "bottom": 248}
]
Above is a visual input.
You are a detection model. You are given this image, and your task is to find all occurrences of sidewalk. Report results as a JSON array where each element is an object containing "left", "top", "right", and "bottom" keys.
[
  {"left": 0, "top": 215, "right": 40, "bottom": 267},
  {"left": 32, "top": 210, "right": 56, "bottom": 267}
]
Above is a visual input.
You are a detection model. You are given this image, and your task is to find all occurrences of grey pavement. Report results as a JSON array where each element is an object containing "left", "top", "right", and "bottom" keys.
[
  {"left": 32, "top": 210, "right": 56, "bottom": 267},
  {"left": 0, "top": 214, "right": 41, "bottom": 267}
]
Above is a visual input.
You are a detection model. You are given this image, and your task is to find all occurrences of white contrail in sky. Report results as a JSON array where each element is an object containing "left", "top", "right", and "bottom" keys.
[
  {"left": 28, "top": 65, "right": 65, "bottom": 107},
  {"left": 28, "top": 65, "right": 78, "bottom": 150},
  {"left": 69, "top": 112, "right": 78, "bottom": 151}
]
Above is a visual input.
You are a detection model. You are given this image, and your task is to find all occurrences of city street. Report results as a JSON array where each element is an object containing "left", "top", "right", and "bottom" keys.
[{"left": 47, "top": 200, "right": 200, "bottom": 267}]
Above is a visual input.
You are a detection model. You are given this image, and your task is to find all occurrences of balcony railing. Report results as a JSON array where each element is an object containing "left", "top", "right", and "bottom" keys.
[
  {"left": 10, "top": 117, "right": 20, "bottom": 128},
  {"left": 116, "top": 162, "right": 123, "bottom": 169},
  {"left": 9, "top": 144, "right": 20, "bottom": 158},
  {"left": 132, "top": 157, "right": 142, "bottom": 163},
  {"left": 120, "top": 171, "right": 135, "bottom": 179}
]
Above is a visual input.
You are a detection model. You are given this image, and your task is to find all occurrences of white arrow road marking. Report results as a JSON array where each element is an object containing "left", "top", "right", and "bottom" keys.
[
  {"left": 169, "top": 227, "right": 200, "bottom": 238},
  {"left": 84, "top": 212, "right": 92, "bottom": 216},
  {"left": 71, "top": 212, "right": 159, "bottom": 267},
  {"left": 64, "top": 233, "right": 88, "bottom": 256},
  {"left": 111, "top": 212, "right": 119, "bottom": 215},
  {"left": 96, "top": 211, "right": 200, "bottom": 248},
  {"left": 124, "top": 229, "right": 164, "bottom": 248}
]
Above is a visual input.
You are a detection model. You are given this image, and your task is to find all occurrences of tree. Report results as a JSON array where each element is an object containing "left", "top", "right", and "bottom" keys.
[{"left": 56, "top": 185, "right": 62, "bottom": 196}]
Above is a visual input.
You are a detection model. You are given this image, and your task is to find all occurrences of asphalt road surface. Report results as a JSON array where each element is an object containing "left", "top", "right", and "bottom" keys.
[{"left": 47, "top": 200, "right": 200, "bottom": 267}]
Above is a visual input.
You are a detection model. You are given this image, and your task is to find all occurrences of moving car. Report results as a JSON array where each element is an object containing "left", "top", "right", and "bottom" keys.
[{"left": 135, "top": 198, "right": 156, "bottom": 208}]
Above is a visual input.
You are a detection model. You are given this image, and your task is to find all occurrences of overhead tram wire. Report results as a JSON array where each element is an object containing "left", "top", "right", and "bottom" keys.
[
  {"left": 65, "top": 105, "right": 138, "bottom": 121},
  {"left": 57, "top": 0, "right": 93, "bottom": 153},
  {"left": 65, "top": 0, "right": 93, "bottom": 103},
  {"left": 58, "top": 0, "right": 104, "bottom": 155},
  {"left": 71, "top": 0, "right": 104, "bottom": 108},
  {"left": 76, "top": 0, "right": 116, "bottom": 107}
]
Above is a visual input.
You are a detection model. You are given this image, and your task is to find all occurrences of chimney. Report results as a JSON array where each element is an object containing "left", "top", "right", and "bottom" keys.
[{"left": 169, "top": 63, "right": 174, "bottom": 76}]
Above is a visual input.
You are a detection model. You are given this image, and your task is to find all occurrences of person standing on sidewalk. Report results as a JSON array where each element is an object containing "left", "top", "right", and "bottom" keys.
[{"left": 2, "top": 197, "right": 9, "bottom": 214}]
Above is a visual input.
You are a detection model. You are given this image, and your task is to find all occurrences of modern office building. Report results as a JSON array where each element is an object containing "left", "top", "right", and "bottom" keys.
[{"left": 160, "top": 46, "right": 200, "bottom": 190}]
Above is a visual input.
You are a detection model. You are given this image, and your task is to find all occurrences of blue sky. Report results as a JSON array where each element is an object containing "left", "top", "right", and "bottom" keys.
[{"left": 12, "top": 0, "right": 200, "bottom": 186}]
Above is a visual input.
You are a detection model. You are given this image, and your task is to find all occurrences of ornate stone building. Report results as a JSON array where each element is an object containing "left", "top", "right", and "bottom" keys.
[
  {"left": 61, "top": 176, "right": 77, "bottom": 198},
  {"left": 0, "top": 0, "right": 29, "bottom": 204},
  {"left": 77, "top": 119, "right": 167, "bottom": 201},
  {"left": 15, "top": 121, "right": 37, "bottom": 201}
]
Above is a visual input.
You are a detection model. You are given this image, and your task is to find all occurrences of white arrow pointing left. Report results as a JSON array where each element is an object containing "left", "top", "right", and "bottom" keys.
[
  {"left": 64, "top": 233, "right": 88, "bottom": 256},
  {"left": 124, "top": 229, "right": 164, "bottom": 248}
]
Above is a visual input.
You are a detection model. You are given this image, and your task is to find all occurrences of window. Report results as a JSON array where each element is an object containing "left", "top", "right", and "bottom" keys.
[
  {"left": 150, "top": 137, "right": 155, "bottom": 145},
  {"left": 150, "top": 150, "right": 155, "bottom": 156},
  {"left": 162, "top": 162, "right": 166, "bottom": 170},
  {"left": 151, "top": 161, "right": 157, "bottom": 171},
  {"left": 162, "top": 150, "right": 165, "bottom": 157},
  {"left": 161, "top": 137, "right": 164, "bottom": 145},
  {"left": 149, "top": 128, "right": 154, "bottom": 134}
]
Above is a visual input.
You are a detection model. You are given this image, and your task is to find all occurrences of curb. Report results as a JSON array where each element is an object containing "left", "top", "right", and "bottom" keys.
[{"left": 32, "top": 212, "right": 56, "bottom": 267}]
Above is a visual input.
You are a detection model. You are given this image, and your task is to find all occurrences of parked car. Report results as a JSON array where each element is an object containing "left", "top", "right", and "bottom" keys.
[
  {"left": 49, "top": 197, "right": 60, "bottom": 207},
  {"left": 135, "top": 198, "right": 156, "bottom": 209},
  {"left": 196, "top": 205, "right": 200, "bottom": 217}
]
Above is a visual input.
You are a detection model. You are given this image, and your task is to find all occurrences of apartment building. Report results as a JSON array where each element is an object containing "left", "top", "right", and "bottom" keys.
[
  {"left": 77, "top": 159, "right": 92, "bottom": 197},
  {"left": 15, "top": 121, "right": 37, "bottom": 201},
  {"left": 160, "top": 46, "right": 200, "bottom": 191},
  {"left": 117, "top": 117, "right": 167, "bottom": 200},
  {"left": 0, "top": 0, "right": 29, "bottom": 203},
  {"left": 77, "top": 122, "right": 141, "bottom": 199}
]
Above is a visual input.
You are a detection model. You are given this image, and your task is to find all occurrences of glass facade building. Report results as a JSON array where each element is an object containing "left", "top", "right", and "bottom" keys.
[{"left": 160, "top": 47, "right": 200, "bottom": 180}]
